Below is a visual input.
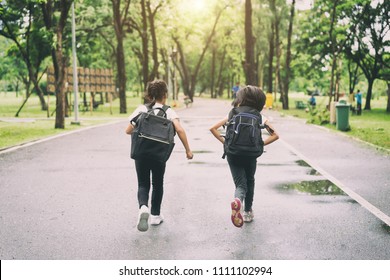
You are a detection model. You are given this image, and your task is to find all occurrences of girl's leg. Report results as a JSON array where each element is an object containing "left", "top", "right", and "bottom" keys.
[
  {"left": 150, "top": 161, "right": 166, "bottom": 216},
  {"left": 227, "top": 155, "right": 247, "bottom": 202},
  {"left": 135, "top": 160, "right": 151, "bottom": 208},
  {"left": 244, "top": 158, "right": 257, "bottom": 212}
]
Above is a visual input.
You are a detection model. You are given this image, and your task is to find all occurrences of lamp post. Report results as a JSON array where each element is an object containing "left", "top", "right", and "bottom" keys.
[{"left": 71, "top": 2, "right": 80, "bottom": 125}]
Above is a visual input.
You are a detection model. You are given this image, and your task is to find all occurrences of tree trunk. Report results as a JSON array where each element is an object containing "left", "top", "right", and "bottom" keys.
[
  {"left": 328, "top": 0, "right": 339, "bottom": 106},
  {"left": 112, "top": 0, "right": 130, "bottom": 113},
  {"left": 174, "top": 38, "right": 191, "bottom": 97},
  {"left": 141, "top": 0, "right": 149, "bottom": 91},
  {"left": 275, "top": 28, "right": 283, "bottom": 101},
  {"left": 328, "top": 55, "right": 337, "bottom": 104},
  {"left": 210, "top": 47, "right": 216, "bottom": 98},
  {"left": 244, "top": 0, "right": 256, "bottom": 85},
  {"left": 387, "top": 82, "right": 390, "bottom": 113},
  {"left": 29, "top": 70, "right": 47, "bottom": 111},
  {"left": 147, "top": 1, "right": 162, "bottom": 82},
  {"left": 267, "top": 23, "right": 275, "bottom": 93},
  {"left": 54, "top": 39, "right": 66, "bottom": 129},
  {"left": 348, "top": 60, "right": 360, "bottom": 95},
  {"left": 216, "top": 47, "right": 227, "bottom": 97},
  {"left": 282, "top": 0, "right": 295, "bottom": 110},
  {"left": 41, "top": 0, "right": 72, "bottom": 129},
  {"left": 364, "top": 78, "right": 374, "bottom": 110}
]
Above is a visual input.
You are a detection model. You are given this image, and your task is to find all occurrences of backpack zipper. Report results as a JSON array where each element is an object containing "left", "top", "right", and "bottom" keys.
[{"left": 139, "top": 133, "right": 170, "bottom": 144}]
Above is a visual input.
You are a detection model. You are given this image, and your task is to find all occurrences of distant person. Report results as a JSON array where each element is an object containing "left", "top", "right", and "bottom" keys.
[
  {"left": 231, "top": 82, "right": 240, "bottom": 100},
  {"left": 210, "top": 86, "right": 279, "bottom": 228},
  {"left": 125, "top": 80, "right": 193, "bottom": 232},
  {"left": 309, "top": 94, "right": 316, "bottom": 107},
  {"left": 355, "top": 89, "right": 362, "bottom": 115}
]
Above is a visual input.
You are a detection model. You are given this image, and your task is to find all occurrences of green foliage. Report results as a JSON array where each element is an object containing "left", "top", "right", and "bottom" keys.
[
  {"left": 307, "top": 104, "right": 330, "bottom": 125},
  {"left": 0, "top": 0, "right": 389, "bottom": 111}
]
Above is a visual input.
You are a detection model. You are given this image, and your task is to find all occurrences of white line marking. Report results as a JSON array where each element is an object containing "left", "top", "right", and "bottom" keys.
[{"left": 280, "top": 139, "right": 390, "bottom": 227}]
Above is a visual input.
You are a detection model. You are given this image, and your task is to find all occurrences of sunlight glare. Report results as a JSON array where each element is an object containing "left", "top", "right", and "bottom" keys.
[{"left": 181, "top": 0, "right": 207, "bottom": 12}]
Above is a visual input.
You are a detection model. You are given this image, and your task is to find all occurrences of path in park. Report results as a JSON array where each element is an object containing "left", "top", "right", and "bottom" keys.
[{"left": 0, "top": 98, "right": 389, "bottom": 260}]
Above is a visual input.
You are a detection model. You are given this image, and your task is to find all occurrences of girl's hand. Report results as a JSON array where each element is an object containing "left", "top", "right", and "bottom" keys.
[{"left": 186, "top": 151, "right": 194, "bottom": 160}]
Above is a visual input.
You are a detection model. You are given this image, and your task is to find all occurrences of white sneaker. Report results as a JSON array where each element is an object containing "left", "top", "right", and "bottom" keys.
[
  {"left": 137, "top": 205, "right": 149, "bottom": 232},
  {"left": 150, "top": 214, "right": 164, "bottom": 226},
  {"left": 243, "top": 210, "right": 254, "bottom": 223}
]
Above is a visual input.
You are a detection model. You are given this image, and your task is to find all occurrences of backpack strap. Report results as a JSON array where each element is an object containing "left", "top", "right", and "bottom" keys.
[
  {"left": 154, "top": 105, "right": 170, "bottom": 118},
  {"left": 146, "top": 104, "right": 170, "bottom": 118}
]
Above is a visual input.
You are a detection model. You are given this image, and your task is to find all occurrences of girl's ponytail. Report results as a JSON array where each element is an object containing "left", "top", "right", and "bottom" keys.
[{"left": 145, "top": 80, "right": 168, "bottom": 108}]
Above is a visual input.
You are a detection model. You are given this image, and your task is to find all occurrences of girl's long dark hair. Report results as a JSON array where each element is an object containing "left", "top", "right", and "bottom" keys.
[{"left": 233, "top": 85, "right": 266, "bottom": 111}]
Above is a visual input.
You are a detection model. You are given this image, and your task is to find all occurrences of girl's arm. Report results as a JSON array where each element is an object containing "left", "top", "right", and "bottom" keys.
[
  {"left": 125, "top": 123, "right": 135, "bottom": 135},
  {"left": 172, "top": 119, "right": 193, "bottom": 160},
  {"left": 209, "top": 117, "right": 228, "bottom": 144},
  {"left": 263, "top": 120, "right": 279, "bottom": 145}
]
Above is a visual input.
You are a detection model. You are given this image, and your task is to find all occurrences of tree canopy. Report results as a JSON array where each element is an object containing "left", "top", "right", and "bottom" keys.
[{"left": 0, "top": 0, "right": 389, "bottom": 128}]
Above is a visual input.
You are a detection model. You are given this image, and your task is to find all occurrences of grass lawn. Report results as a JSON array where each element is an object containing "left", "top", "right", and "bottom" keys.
[
  {"left": 0, "top": 92, "right": 143, "bottom": 150},
  {"left": 274, "top": 93, "right": 390, "bottom": 151}
]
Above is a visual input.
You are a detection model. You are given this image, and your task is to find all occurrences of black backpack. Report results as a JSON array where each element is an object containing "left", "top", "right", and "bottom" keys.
[
  {"left": 130, "top": 105, "right": 176, "bottom": 163},
  {"left": 223, "top": 106, "right": 264, "bottom": 158}
]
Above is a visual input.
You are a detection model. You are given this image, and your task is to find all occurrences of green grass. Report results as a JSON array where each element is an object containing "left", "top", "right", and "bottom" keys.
[
  {"left": 0, "top": 92, "right": 143, "bottom": 150},
  {"left": 275, "top": 93, "right": 390, "bottom": 151},
  {"left": 346, "top": 109, "right": 390, "bottom": 149}
]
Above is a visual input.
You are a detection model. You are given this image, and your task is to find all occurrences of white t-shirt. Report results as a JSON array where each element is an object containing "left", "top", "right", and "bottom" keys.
[{"left": 128, "top": 103, "right": 179, "bottom": 123}]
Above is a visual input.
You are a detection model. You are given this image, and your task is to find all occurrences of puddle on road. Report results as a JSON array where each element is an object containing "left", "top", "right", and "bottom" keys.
[
  {"left": 295, "top": 160, "right": 320, "bottom": 175},
  {"left": 381, "top": 223, "right": 390, "bottom": 234},
  {"left": 277, "top": 180, "right": 346, "bottom": 195}
]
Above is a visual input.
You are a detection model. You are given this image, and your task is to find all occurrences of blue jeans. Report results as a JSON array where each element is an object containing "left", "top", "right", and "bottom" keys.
[
  {"left": 135, "top": 159, "right": 166, "bottom": 215},
  {"left": 227, "top": 155, "right": 257, "bottom": 212}
]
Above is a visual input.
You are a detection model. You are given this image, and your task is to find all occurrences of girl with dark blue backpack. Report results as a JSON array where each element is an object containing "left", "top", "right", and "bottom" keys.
[{"left": 210, "top": 86, "right": 279, "bottom": 228}]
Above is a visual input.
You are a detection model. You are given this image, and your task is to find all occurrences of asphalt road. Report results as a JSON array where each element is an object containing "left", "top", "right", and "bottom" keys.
[{"left": 0, "top": 98, "right": 389, "bottom": 260}]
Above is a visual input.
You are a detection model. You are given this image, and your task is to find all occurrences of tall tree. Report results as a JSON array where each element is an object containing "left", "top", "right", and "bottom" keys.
[
  {"left": 0, "top": 0, "right": 50, "bottom": 111},
  {"left": 267, "top": 22, "right": 274, "bottom": 93},
  {"left": 244, "top": 0, "right": 256, "bottom": 85},
  {"left": 128, "top": 0, "right": 163, "bottom": 91},
  {"left": 346, "top": 0, "right": 389, "bottom": 110},
  {"left": 112, "top": 0, "right": 131, "bottom": 114},
  {"left": 173, "top": 5, "right": 227, "bottom": 101},
  {"left": 41, "top": 0, "right": 72, "bottom": 129},
  {"left": 299, "top": 0, "right": 364, "bottom": 106},
  {"left": 282, "top": 0, "right": 295, "bottom": 110}
]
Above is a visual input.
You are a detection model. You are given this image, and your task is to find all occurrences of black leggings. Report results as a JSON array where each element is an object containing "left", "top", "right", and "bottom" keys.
[
  {"left": 227, "top": 155, "right": 257, "bottom": 212},
  {"left": 135, "top": 159, "right": 166, "bottom": 216}
]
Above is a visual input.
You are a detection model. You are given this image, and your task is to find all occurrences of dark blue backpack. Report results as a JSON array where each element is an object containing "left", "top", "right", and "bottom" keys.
[{"left": 223, "top": 106, "right": 264, "bottom": 158}]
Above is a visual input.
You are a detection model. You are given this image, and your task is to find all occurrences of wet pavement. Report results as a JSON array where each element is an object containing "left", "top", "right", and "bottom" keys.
[{"left": 0, "top": 97, "right": 389, "bottom": 260}]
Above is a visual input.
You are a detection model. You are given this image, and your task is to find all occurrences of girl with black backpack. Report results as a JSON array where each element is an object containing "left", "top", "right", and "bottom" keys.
[
  {"left": 126, "top": 80, "right": 193, "bottom": 232},
  {"left": 210, "top": 86, "right": 279, "bottom": 228}
]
